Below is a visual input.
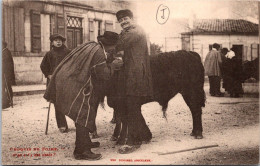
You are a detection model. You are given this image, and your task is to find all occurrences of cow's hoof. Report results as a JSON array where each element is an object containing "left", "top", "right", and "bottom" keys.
[
  {"left": 118, "top": 145, "right": 140, "bottom": 154},
  {"left": 190, "top": 131, "right": 203, "bottom": 139},
  {"left": 195, "top": 135, "right": 203, "bottom": 139},
  {"left": 110, "top": 136, "right": 118, "bottom": 141},
  {"left": 116, "top": 138, "right": 126, "bottom": 145}
]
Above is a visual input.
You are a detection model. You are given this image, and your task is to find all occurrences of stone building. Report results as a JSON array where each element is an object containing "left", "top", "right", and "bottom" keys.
[
  {"left": 2, "top": 0, "right": 133, "bottom": 84},
  {"left": 181, "top": 19, "right": 259, "bottom": 63}
]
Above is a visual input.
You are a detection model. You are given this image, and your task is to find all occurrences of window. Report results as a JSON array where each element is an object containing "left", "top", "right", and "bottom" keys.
[
  {"left": 67, "top": 16, "right": 83, "bottom": 49},
  {"left": 105, "top": 20, "right": 113, "bottom": 31},
  {"left": 30, "top": 11, "right": 65, "bottom": 53},
  {"left": 3, "top": 5, "right": 25, "bottom": 53},
  {"left": 31, "top": 11, "right": 41, "bottom": 53}
]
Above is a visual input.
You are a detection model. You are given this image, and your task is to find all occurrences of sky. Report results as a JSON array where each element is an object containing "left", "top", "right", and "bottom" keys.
[{"left": 132, "top": 0, "right": 259, "bottom": 41}]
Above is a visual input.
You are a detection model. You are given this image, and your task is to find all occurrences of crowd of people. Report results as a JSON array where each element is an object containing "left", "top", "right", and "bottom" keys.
[{"left": 204, "top": 43, "right": 244, "bottom": 98}]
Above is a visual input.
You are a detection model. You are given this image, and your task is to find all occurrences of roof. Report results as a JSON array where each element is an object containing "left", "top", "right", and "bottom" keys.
[{"left": 182, "top": 19, "right": 258, "bottom": 35}]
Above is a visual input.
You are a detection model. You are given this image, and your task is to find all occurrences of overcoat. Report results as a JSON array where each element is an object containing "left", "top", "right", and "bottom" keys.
[
  {"left": 204, "top": 49, "right": 222, "bottom": 77},
  {"left": 2, "top": 48, "right": 15, "bottom": 109},
  {"left": 40, "top": 45, "right": 71, "bottom": 79},
  {"left": 44, "top": 42, "right": 109, "bottom": 131},
  {"left": 116, "top": 24, "right": 153, "bottom": 97}
]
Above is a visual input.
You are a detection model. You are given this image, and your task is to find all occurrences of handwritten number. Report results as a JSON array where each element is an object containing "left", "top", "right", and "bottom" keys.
[{"left": 156, "top": 4, "right": 170, "bottom": 25}]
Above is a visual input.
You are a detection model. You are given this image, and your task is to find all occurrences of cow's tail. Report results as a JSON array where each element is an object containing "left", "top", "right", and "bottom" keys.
[{"left": 189, "top": 51, "right": 206, "bottom": 107}]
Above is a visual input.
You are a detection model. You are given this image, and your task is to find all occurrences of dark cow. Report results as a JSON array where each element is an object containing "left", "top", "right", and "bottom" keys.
[
  {"left": 91, "top": 50, "right": 206, "bottom": 142},
  {"left": 242, "top": 57, "right": 259, "bottom": 81}
]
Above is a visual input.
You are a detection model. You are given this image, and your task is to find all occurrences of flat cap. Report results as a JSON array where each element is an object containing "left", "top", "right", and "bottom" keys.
[
  {"left": 116, "top": 9, "right": 133, "bottom": 21},
  {"left": 49, "top": 34, "right": 66, "bottom": 42}
]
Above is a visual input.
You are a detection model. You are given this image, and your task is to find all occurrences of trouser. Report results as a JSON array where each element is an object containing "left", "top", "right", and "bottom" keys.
[
  {"left": 112, "top": 98, "right": 127, "bottom": 138},
  {"left": 126, "top": 96, "right": 152, "bottom": 145},
  {"left": 54, "top": 104, "right": 68, "bottom": 129},
  {"left": 74, "top": 123, "right": 92, "bottom": 154},
  {"left": 208, "top": 76, "right": 221, "bottom": 95}
]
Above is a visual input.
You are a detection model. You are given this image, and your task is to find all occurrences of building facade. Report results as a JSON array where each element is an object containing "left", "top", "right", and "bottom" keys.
[
  {"left": 181, "top": 19, "right": 259, "bottom": 63},
  {"left": 2, "top": 0, "right": 133, "bottom": 84}
]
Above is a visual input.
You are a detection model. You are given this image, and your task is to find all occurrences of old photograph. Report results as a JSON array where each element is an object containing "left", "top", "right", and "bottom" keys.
[{"left": 1, "top": 0, "right": 259, "bottom": 165}]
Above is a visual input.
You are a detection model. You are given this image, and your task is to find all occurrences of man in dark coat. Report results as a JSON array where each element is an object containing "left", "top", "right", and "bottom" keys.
[
  {"left": 204, "top": 43, "right": 224, "bottom": 97},
  {"left": 40, "top": 34, "right": 71, "bottom": 133},
  {"left": 2, "top": 41, "right": 15, "bottom": 109},
  {"left": 44, "top": 31, "right": 122, "bottom": 160},
  {"left": 115, "top": 9, "right": 153, "bottom": 154},
  {"left": 223, "top": 48, "right": 244, "bottom": 97}
]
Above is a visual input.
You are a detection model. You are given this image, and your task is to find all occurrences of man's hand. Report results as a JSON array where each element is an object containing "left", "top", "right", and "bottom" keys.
[
  {"left": 111, "top": 57, "right": 124, "bottom": 70},
  {"left": 47, "top": 75, "right": 52, "bottom": 80},
  {"left": 117, "top": 51, "right": 124, "bottom": 57}
]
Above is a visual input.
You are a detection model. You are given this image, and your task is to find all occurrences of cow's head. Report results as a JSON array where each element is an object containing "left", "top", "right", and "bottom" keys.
[{"left": 90, "top": 61, "right": 114, "bottom": 98}]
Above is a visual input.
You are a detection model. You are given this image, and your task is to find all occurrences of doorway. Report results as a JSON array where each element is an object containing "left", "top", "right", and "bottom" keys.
[
  {"left": 66, "top": 16, "right": 83, "bottom": 49},
  {"left": 232, "top": 45, "right": 243, "bottom": 63}
]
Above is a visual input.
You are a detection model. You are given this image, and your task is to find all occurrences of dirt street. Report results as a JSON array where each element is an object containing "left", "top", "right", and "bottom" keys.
[{"left": 2, "top": 84, "right": 259, "bottom": 165}]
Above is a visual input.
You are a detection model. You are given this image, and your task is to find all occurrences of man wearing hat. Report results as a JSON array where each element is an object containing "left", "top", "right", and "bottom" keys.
[
  {"left": 44, "top": 31, "right": 123, "bottom": 160},
  {"left": 115, "top": 9, "right": 153, "bottom": 154},
  {"left": 40, "top": 34, "right": 71, "bottom": 133}
]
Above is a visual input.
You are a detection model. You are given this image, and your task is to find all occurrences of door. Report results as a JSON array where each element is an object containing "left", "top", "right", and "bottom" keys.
[
  {"left": 232, "top": 45, "right": 243, "bottom": 63},
  {"left": 66, "top": 16, "right": 83, "bottom": 50}
]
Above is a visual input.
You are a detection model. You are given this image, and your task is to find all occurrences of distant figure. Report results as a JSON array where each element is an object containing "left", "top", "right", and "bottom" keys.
[
  {"left": 2, "top": 41, "right": 16, "bottom": 109},
  {"left": 204, "top": 43, "right": 224, "bottom": 97},
  {"left": 222, "top": 48, "right": 243, "bottom": 97},
  {"left": 40, "top": 34, "right": 71, "bottom": 133},
  {"left": 221, "top": 47, "right": 229, "bottom": 91}
]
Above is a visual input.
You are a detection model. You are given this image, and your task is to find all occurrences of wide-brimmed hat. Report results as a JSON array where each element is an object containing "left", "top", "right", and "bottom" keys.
[
  {"left": 49, "top": 34, "right": 66, "bottom": 42},
  {"left": 97, "top": 31, "right": 119, "bottom": 46},
  {"left": 116, "top": 9, "right": 133, "bottom": 21}
]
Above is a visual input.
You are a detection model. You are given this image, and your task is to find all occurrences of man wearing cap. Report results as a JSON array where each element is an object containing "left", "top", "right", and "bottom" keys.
[
  {"left": 44, "top": 31, "right": 123, "bottom": 160},
  {"left": 40, "top": 34, "right": 71, "bottom": 133},
  {"left": 115, "top": 9, "right": 153, "bottom": 154},
  {"left": 204, "top": 43, "right": 224, "bottom": 97}
]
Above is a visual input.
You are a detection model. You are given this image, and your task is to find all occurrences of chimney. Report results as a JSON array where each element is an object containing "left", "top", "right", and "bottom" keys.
[{"left": 189, "top": 11, "right": 196, "bottom": 29}]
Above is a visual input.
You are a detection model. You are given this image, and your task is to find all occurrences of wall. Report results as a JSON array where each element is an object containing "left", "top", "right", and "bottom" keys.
[{"left": 13, "top": 57, "right": 46, "bottom": 84}]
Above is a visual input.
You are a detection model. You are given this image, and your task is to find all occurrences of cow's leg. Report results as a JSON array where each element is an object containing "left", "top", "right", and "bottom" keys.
[
  {"left": 111, "top": 108, "right": 121, "bottom": 141},
  {"left": 116, "top": 108, "right": 127, "bottom": 145},
  {"left": 113, "top": 99, "right": 127, "bottom": 145},
  {"left": 117, "top": 115, "right": 127, "bottom": 145},
  {"left": 182, "top": 94, "right": 203, "bottom": 139},
  {"left": 190, "top": 107, "right": 203, "bottom": 139}
]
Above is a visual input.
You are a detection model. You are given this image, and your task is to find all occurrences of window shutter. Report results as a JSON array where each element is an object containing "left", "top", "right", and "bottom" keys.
[
  {"left": 89, "top": 18, "right": 95, "bottom": 41},
  {"left": 30, "top": 10, "right": 41, "bottom": 53},
  {"left": 243, "top": 45, "right": 248, "bottom": 61},
  {"left": 105, "top": 20, "right": 113, "bottom": 31},
  {"left": 14, "top": 7, "right": 25, "bottom": 52},
  {"left": 3, "top": 5, "right": 15, "bottom": 52},
  {"left": 57, "top": 14, "right": 65, "bottom": 37},
  {"left": 251, "top": 43, "right": 259, "bottom": 60}
]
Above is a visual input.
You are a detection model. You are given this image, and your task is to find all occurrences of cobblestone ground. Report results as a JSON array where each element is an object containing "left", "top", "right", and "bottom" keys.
[{"left": 2, "top": 84, "right": 259, "bottom": 165}]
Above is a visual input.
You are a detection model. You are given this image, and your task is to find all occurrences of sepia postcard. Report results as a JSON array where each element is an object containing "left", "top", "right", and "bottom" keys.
[{"left": 1, "top": 0, "right": 259, "bottom": 165}]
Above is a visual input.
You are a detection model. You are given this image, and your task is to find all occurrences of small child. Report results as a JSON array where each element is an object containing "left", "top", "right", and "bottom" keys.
[{"left": 40, "top": 34, "right": 71, "bottom": 133}]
